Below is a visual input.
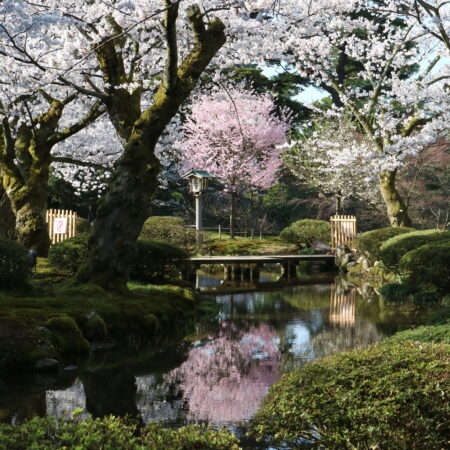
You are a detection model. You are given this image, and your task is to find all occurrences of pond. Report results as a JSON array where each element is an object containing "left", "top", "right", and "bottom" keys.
[{"left": 0, "top": 269, "right": 436, "bottom": 444}]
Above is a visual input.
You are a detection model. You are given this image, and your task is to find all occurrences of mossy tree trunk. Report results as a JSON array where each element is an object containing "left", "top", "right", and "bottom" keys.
[
  {"left": 379, "top": 170, "right": 412, "bottom": 227},
  {"left": 0, "top": 98, "right": 103, "bottom": 255},
  {"left": 0, "top": 182, "right": 16, "bottom": 240},
  {"left": 77, "top": 5, "right": 226, "bottom": 291}
]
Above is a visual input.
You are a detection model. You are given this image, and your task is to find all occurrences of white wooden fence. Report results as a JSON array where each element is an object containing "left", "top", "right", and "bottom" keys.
[
  {"left": 46, "top": 209, "right": 77, "bottom": 244},
  {"left": 330, "top": 215, "right": 357, "bottom": 249}
]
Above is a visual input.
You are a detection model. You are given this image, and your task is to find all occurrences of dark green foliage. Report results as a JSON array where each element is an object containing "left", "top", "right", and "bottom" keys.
[
  {"left": 357, "top": 227, "right": 415, "bottom": 262},
  {"left": 45, "top": 315, "right": 90, "bottom": 355},
  {"left": 279, "top": 219, "right": 330, "bottom": 247},
  {"left": 130, "top": 239, "right": 188, "bottom": 282},
  {"left": 379, "top": 282, "right": 416, "bottom": 303},
  {"left": 48, "top": 235, "right": 188, "bottom": 282},
  {"left": 252, "top": 341, "right": 450, "bottom": 449},
  {"left": 388, "top": 324, "right": 450, "bottom": 344},
  {"left": 0, "top": 415, "right": 240, "bottom": 449},
  {"left": 379, "top": 230, "right": 450, "bottom": 269},
  {"left": 399, "top": 241, "right": 450, "bottom": 290},
  {"left": 76, "top": 217, "right": 91, "bottom": 234},
  {"left": 0, "top": 238, "right": 32, "bottom": 288},
  {"left": 140, "top": 216, "right": 199, "bottom": 251},
  {"left": 48, "top": 235, "right": 88, "bottom": 273}
]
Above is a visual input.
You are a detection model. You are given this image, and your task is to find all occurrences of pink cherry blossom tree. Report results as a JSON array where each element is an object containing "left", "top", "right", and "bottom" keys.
[{"left": 177, "top": 87, "right": 291, "bottom": 237}]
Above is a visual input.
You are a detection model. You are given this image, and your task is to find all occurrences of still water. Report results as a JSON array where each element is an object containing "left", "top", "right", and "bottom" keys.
[{"left": 0, "top": 270, "right": 435, "bottom": 434}]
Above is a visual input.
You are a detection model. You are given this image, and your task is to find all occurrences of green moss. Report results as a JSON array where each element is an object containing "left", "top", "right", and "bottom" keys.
[
  {"left": 46, "top": 315, "right": 90, "bottom": 355},
  {"left": 252, "top": 341, "right": 450, "bottom": 448},
  {"left": 0, "top": 280, "right": 205, "bottom": 371},
  {"left": 200, "top": 237, "right": 296, "bottom": 256}
]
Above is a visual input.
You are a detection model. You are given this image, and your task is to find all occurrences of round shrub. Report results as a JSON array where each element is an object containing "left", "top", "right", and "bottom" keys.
[
  {"left": 130, "top": 239, "right": 188, "bottom": 283},
  {"left": 378, "top": 282, "right": 416, "bottom": 303},
  {"left": 140, "top": 216, "right": 199, "bottom": 251},
  {"left": 48, "top": 235, "right": 88, "bottom": 273},
  {"left": 75, "top": 217, "right": 91, "bottom": 234},
  {"left": 399, "top": 241, "right": 450, "bottom": 290},
  {"left": 252, "top": 341, "right": 450, "bottom": 448},
  {"left": 49, "top": 236, "right": 188, "bottom": 282},
  {"left": 357, "top": 226, "right": 415, "bottom": 262},
  {"left": 0, "top": 238, "right": 32, "bottom": 288},
  {"left": 379, "top": 230, "right": 450, "bottom": 269},
  {"left": 279, "top": 219, "right": 330, "bottom": 247}
]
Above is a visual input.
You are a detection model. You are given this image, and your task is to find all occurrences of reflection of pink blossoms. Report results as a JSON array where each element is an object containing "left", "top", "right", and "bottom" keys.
[{"left": 165, "top": 323, "right": 281, "bottom": 424}]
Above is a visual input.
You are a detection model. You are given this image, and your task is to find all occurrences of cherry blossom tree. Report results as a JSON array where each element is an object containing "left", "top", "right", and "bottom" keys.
[
  {"left": 0, "top": 2, "right": 105, "bottom": 254},
  {"left": 270, "top": 0, "right": 449, "bottom": 226},
  {"left": 284, "top": 118, "right": 382, "bottom": 214},
  {"left": 177, "top": 87, "right": 291, "bottom": 237}
]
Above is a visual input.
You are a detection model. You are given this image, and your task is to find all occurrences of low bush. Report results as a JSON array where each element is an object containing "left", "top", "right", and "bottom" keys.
[
  {"left": 0, "top": 415, "right": 240, "bottom": 449},
  {"left": 0, "top": 238, "right": 32, "bottom": 288},
  {"left": 379, "top": 229, "right": 450, "bottom": 269},
  {"left": 279, "top": 219, "right": 330, "bottom": 247},
  {"left": 357, "top": 226, "right": 414, "bottom": 262},
  {"left": 388, "top": 324, "right": 450, "bottom": 344},
  {"left": 252, "top": 341, "right": 450, "bottom": 449},
  {"left": 399, "top": 240, "right": 450, "bottom": 291},
  {"left": 49, "top": 236, "right": 188, "bottom": 282},
  {"left": 130, "top": 239, "right": 188, "bottom": 282},
  {"left": 140, "top": 216, "right": 199, "bottom": 251},
  {"left": 48, "top": 235, "right": 88, "bottom": 273}
]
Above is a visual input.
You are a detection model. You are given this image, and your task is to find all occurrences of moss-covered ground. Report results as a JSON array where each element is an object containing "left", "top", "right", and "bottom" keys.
[
  {"left": 200, "top": 236, "right": 298, "bottom": 256},
  {"left": 0, "top": 258, "right": 216, "bottom": 372}
]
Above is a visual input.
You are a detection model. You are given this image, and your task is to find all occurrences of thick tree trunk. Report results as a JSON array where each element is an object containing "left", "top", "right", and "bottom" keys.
[
  {"left": 379, "top": 170, "right": 412, "bottom": 227},
  {"left": 0, "top": 183, "right": 16, "bottom": 240},
  {"left": 77, "top": 142, "right": 160, "bottom": 291},
  {"left": 78, "top": 9, "right": 226, "bottom": 291},
  {"left": 2, "top": 169, "right": 51, "bottom": 256},
  {"left": 230, "top": 192, "right": 236, "bottom": 239}
]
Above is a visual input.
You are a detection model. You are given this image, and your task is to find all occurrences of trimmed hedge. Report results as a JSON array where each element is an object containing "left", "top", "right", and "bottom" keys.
[
  {"left": 48, "top": 235, "right": 187, "bottom": 282},
  {"left": 140, "top": 216, "right": 199, "bottom": 251},
  {"left": 379, "top": 230, "right": 450, "bottom": 269},
  {"left": 252, "top": 341, "right": 450, "bottom": 449},
  {"left": 0, "top": 416, "right": 240, "bottom": 450},
  {"left": 399, "top": 241, "right": 450, "bottom": 290},
  {"left": 388, "top": 324, "right": 450, "bottom": 345},
  {"left": 130, "top": 239, "right": 188, "bottom": 282},
  {"left": 0, "top": 238, "right": 32, "bottom": 288},
  {"left": 48, "top": 235, "right": 88, "bottom": 273},
  {"left": 280, "top": 219, "right": 330, "bottom": 247},
  {"left": 357, "top": 227, "right": 415, "bottom": 262}
]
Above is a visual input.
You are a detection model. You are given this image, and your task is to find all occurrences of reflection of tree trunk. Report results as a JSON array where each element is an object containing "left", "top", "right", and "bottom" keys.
[
  {"left": 230, "top": 192, "right": 235, "bottom": 239},
  {"left": 81, "top": 368, "right": 142, "bottom": 422},
  {"left": 379, "top": 170, "right": 412, "bottom": 227}
]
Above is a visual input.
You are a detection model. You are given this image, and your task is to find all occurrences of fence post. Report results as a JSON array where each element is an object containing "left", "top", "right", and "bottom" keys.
[{"left": 218, "top": 224, "right": 221, "bottom": 239}]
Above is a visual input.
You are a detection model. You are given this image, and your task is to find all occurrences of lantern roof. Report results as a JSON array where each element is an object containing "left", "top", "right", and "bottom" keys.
[{"left": 182, "top": 170, "right": 216, "bottom": 180}]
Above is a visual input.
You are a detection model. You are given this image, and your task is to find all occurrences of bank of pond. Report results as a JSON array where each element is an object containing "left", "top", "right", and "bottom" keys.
[{"left": 0, "top": 225, "right": 449, "bottom": 448}]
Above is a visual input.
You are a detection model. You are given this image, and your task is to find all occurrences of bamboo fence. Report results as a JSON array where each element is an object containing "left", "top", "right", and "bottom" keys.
[
  {"left": 46, "top": 209, "right": 77, "bottom": 244},
  {"left": 330, "top": 215, "right": 357, "bottom": 249}
]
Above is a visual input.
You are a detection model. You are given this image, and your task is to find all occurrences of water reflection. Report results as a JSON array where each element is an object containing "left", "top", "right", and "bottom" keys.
[{"left": 0, "top": 276, "right": 437, "bottom": 430}]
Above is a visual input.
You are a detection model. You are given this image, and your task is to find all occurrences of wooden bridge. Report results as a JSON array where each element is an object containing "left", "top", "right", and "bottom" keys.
[{"left": 189, "top": 254, "right": 335, "bottom": 281}]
